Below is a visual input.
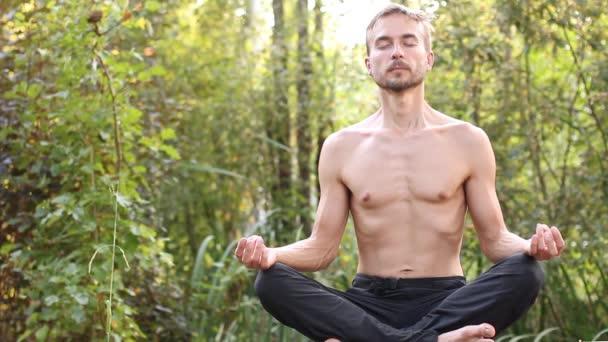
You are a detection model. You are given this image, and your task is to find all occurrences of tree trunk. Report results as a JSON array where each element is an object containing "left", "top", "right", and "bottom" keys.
[
  {"left": 296, "top": 0, "right": 312, "bottom": 231},
  {"left": 270, "top": 0, "right": 292, "bottom": 232}
]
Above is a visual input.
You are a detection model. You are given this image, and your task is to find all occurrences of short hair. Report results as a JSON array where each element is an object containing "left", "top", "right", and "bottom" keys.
[{"left": 365, "top": 4, "right": 435, "bottom": 55}]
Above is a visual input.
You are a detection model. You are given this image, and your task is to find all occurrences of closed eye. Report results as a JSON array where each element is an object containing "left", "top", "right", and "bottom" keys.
[
  {"left": 375, "top": 39, "right": 392, "bottom": 49},
  {"left": 402, "top": 38, "right": 418, "bottom": 47}
]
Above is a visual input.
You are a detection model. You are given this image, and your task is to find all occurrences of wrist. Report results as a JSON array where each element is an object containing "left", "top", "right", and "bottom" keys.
[
  {"left": 267, "top": 247, "right": 279, "bottom": 266},
  {"left": 525, "top": 238, "right": 532, "bottom": 255}
]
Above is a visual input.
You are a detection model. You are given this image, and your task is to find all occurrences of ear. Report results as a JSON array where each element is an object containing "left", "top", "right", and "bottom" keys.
[
  {"left": 365, "top": 56, "right": 372, "bottom": 75},
  {"left": 426, "top": 50, "right": 434, "bottom": 70}
]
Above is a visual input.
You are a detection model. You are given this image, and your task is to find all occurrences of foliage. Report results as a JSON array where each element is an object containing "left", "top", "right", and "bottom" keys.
[
  {"left": 1, "top": 0, "right": 606, "bottom": 341},
  {"left": 1, "top": 0, "right": 179, "bottom": 340}
]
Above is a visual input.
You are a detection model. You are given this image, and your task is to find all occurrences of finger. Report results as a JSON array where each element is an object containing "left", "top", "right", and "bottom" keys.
[
  {"left": 482, "top": 323, "right": 496, "bottom": 338},
  {"left": 537, "top": 224, "right": 547, "bottom": 251},
  {"left": 250, "top": 236, "right": 265, "bottom": 267},
  {"left": 543, "top": 228, "right": 558, "bottom": 256},
  {"left": 551, "top": 226, "right": 565, "bottom": 254},
  {"left": 244, "top": 238, "right": 258, "bottom": 267},
  {"left": 529, "top": 234, "right": 538, "bottom": 256},
  {"left": 241, "top": 236, "right": 257, "bottom": 266},
  {"left": 234, "top": 238, "right": 248, "bottom": 259}
]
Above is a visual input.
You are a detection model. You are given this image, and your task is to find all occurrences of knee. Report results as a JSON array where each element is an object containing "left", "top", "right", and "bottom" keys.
[
  {"left": 503, "top": 253, "right": 545, "bottom": 293},
  {"left": 254, "top": 263, "right": 291, "bottom": 303}
]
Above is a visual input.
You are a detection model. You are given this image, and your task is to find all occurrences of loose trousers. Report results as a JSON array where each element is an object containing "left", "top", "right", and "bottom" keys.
[{"left": 254, "top": 253, "right": 544, "bottom": 342}]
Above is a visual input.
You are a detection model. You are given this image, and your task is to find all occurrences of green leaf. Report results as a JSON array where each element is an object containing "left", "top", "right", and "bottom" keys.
[
  {"left": 191, "top": 235, "right": 214, "bottom": 287},
  {"left": 44, "top": 295, "right": 59, "bottom": 306},
  {"left": 139, "top": 136, "right": 154, "bottom": 148},
  {"left": 26, "top": 84, "right": 43, "bottom": 99},
  {"left": 115, "top": 192, "right": 131, "bottom": 208},
  {"left": 17, "top": 329, "right": 34, "bottom": 342},
  {"left": 70, "top": 305, "right": 85, "bottom": 323},
  {"left": 124, "top": 106, "right": 142, "bottom": 125},
  {"left": 257, "top": 134, "right": 291, "bottom": 152},
  {"left": 533, "top": 327, "right": 559, "bottom": 342},
  {"left": 51, "top": 194, "right": 74, "bottom": 205},
  {"left": 0, "top": 243, "right": 15, "bottom": 255},
  {"left": 44, "top": 90, "right": 68, "bottom": 99},
  {"left": 160, "top": 252, "right": 174, "bottom": 267},
  {"left": 182, "top": 163, "right": 245, "bottom": 179},
  {"left": 49, "top": 276, "right": 62, "bottom": 284},
  {"left": 160, "top": 128, "right": 176, "bottom": 141},
  {"left": 64, "top": 263, "right": 78, "bottom": 276},
  {"left": 159, "top": 144, "right": 181, "bottom": 159},
  {"left": 146, "top": 0, "right": 161, "bottom": 12},
  {"left": 592, "top": 328, "right": 608, "bottom": 342},
  {"left": 148, "top": 64, "right": 166, "bottom": 76},
  {"left": 99, "top": 131, "right": 110, "bottom": 142},
  {"left": 35, "top": 325, "right": 49, "bottom": 342},
  {"left": 71, "top": 292, "right": 89, "bottom": 305}
]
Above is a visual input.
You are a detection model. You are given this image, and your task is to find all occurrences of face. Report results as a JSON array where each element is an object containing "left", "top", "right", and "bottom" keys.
[{"left": 365, "top": 14, "right": 434, "bottom": 92}]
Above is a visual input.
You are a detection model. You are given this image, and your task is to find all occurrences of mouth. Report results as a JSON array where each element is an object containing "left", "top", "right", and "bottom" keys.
[{"left": 388, "top": 63, "right": 410, "bottom": 72}]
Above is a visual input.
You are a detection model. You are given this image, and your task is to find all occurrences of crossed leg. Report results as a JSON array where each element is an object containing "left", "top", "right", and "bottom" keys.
[{"left": 256, "top": 254, "right": 543, "bottom": 342}]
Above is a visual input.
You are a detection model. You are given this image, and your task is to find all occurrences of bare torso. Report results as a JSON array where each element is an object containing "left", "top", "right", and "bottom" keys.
[{"left": 338, "top": 111, "right": 472, "bottom": 278}]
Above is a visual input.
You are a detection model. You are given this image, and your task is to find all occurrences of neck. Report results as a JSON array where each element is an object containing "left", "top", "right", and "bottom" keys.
[{"left": 378, "top": 83, "right": 429, "bottom": 133}]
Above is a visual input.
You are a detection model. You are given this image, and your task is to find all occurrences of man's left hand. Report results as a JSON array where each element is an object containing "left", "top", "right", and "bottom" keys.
[{"left": 528, "top": 224, "right": 565, "bottom": 260}]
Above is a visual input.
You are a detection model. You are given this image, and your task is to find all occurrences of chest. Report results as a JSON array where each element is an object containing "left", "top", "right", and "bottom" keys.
[{"left": 342, "top": 133, "right": 469, "bottom": 207}]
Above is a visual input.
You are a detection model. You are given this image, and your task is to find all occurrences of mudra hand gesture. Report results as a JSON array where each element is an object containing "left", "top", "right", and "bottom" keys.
[
  {"left": 528, "top": 223, "right": 565, "bottom": 260},
  {"left": 234, "top": 235, "right": 277, "bottom": 270}
]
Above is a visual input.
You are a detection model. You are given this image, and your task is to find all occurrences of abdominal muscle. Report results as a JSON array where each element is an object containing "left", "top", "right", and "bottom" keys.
[{"left": 352, "top": 201, "right": 466, "bottom": 279}]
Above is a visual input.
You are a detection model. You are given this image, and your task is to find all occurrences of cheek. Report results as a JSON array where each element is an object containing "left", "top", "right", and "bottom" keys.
[{"left": 370, "top": 55, "right": 385, "bottom": 68}]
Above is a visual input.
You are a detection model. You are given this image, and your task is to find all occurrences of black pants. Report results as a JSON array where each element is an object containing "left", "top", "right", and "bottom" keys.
[{"left": 254, "top": 253, "right": 544, "bottom": 342}]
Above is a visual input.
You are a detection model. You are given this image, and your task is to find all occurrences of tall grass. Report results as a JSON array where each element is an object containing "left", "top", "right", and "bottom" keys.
[{"left": 87, "top": 187, "right": 131, "bottom": 341}]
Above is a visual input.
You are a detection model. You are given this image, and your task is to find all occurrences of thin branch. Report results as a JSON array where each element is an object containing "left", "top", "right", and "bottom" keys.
[
  {"left": 94, "top": 52, "right": 122, "bottom": 176},
  {"left": 545, "top": 6, "right": 607, "bottom": 152}
]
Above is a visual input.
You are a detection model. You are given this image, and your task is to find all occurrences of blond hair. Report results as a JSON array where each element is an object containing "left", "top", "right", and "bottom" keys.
[{"left": 366, "top": 4, "right": 435, "bottom": 55}]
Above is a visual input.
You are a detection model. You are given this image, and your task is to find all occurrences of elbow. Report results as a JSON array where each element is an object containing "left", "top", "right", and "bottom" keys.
[
  {"left": 315, "top": 247, "right": 339, "bottom": 271},
  {"left": 482, "top": 250, "right": 501, "bottom": 263},
  {"left": 480, "top": 240, "right": 502, "bottom": 263}
]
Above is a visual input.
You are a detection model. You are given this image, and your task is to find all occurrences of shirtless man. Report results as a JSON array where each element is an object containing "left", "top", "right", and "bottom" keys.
[{"left": 235, "top": 4, "right": 564, "bottom": 342}]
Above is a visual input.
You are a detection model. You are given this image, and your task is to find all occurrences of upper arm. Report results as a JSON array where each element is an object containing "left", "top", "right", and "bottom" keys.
[
  {"left": 463, "top": 127, "right": 508, "bottom": 250},
  {"left": 310, "top": 133, "right": 350, "bottom": 255}
]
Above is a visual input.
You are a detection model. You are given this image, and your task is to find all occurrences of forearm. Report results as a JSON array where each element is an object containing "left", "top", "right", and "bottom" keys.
[
  {"left": 272, "top": 237, "right": 337, "bottom": 272},
  {"left": 481, "top": 229, "right": 530, "bottom": 263}
]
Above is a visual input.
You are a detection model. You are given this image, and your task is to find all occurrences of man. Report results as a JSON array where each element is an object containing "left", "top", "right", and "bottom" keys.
[{"left": 235, "top": 4, "right": 564, "bottom": 342}]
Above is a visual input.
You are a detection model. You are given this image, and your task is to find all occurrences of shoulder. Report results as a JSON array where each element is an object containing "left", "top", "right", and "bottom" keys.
[
  {"left": 432, "top": 112, "right": 491, "bottom": 149},
  {"left": 319, "top": 124, "right": 371, "bottom": 180},
  {"left": 321, "top": 123, "right": 371, "bottom": 153},
  {"left": 442, "top": 121, "right": 496, "bottom": 173},
  {"left": 429, "top": 111, "right": 495, "bottom": 168},
  {"left": 455, "top": 123, "right": 493, "bottom": 153}
]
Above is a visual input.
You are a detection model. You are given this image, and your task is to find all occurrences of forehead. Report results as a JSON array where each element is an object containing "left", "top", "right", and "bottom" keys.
[{"left": 369, "top": 13, "right": 423, "bottom": 41}]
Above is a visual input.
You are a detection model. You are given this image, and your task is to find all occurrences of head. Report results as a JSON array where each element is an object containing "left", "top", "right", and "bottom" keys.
[
  {"left": 366, "top": 4, "right": 435, "bottom": 55},
  {"left": 365, "top": 4, "right": 435, "bottom": 92}
]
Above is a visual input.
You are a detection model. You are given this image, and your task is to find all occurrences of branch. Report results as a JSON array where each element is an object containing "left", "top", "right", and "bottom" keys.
[{"left": 94, "top": 52, "right": 122, "bottom": 177}]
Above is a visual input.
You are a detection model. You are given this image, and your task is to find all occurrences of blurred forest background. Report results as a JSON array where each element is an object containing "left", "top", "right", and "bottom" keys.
[{"left": 1, "top": 0, "right": 607, "bottom": 341}]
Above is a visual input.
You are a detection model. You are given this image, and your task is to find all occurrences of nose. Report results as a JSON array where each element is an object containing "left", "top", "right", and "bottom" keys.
[{"left": 391, "top": 43, "right": 404, "bottom": 59}]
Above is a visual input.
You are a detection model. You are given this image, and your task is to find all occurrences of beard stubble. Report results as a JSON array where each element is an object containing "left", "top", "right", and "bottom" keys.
[{"left": 374, "top": 66, "right": 426, "bottom": 92}]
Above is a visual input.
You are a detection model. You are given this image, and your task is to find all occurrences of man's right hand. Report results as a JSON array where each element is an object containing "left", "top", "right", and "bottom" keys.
[{"left": 234, "top": 235, "right": 277, "bottom": 270}]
